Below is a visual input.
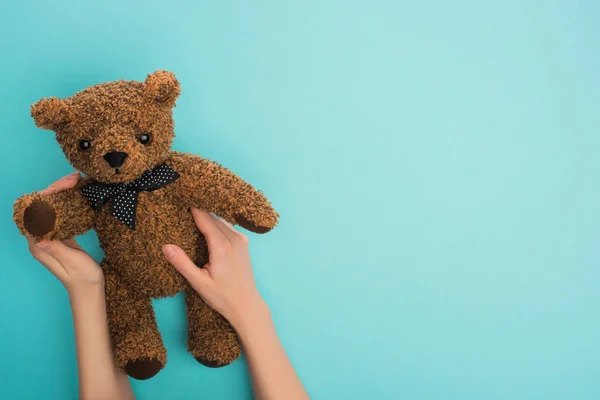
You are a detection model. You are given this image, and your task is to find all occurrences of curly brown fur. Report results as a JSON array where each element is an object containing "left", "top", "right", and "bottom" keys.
[
  {"left": 186, "top": 287, "right": 241, "bottom": 367},
  {"left": 13, "top": 71, "right": 278, "bottom": 379},
  {"left": 103, "top": 260, "right": 166, "bottom": 379}
]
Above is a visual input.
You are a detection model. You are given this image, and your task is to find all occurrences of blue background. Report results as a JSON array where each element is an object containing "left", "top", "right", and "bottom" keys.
[{"left": 1, "top": 1, "right": 599, "bottom": 399}]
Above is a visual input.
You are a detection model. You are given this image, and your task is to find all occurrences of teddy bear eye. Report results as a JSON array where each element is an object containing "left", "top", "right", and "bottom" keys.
[
  {"left": 139, "top": 133, "right": 152, "bottom": 145},
  {"left": 79, "top": 140, "right": 91, "bottom": 151}
]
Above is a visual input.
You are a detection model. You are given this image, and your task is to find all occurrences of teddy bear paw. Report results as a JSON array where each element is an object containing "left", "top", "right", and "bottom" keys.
[
  {"left": 234, "top": 214, "right": 273, "bottom": 234},
  {"left": 194, "top": 355, "right": 231, "bottom": 368},
  {"left": 190, "top": 327, "right": 242, "bottom": 368},
  {"left": 193, "top": 344, "right": 241, "bottom": 368},
  {"left": 23, "top": 200, "right": 56, "bottom": 237},
  {"left": 124, "top": 357, "right": 164, "bottom": 380}
]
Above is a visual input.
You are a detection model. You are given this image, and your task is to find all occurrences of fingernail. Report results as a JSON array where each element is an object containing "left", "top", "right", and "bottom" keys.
[
  {"left": 67, "top": 171, "right": 80, "bottom": 179},
  {"left": 162, "top": 245, "right": 175, "bottom": 258},
  {"left": 36, "top": 241, "right": 50, "bottom": 250}
]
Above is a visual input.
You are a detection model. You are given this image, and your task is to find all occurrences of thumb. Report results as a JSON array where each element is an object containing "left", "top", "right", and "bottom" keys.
[{"left": 162, "top": 245, "right": 211, "bottom": 289}]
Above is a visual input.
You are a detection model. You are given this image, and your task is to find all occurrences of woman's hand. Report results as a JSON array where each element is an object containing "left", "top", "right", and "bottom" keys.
[
  {"left": 163, "top": 208, "right": 309, "bottom": 400},
  {"left": 25, "top": 172, "right": 104, "bottom": 296},
  {"left": 162, "top": 208, "right": 269, "bottom": 330},
  {"left": 24, "top": 172, "right": 134, "bottom": 400}
]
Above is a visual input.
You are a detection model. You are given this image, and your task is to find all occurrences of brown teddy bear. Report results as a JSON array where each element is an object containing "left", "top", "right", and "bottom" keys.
[{"left": 13, "top": 71, "right": 279, "bottom": 380}]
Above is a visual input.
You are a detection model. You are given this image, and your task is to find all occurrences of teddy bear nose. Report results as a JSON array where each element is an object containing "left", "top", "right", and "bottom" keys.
[{"left": 103, "top": 151, "right": 128, "bottom": 168}]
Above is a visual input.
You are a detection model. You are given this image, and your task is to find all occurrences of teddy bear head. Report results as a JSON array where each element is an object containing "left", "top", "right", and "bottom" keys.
[{"left": 31, "top": 70, "right": 181, "bottom": 184}]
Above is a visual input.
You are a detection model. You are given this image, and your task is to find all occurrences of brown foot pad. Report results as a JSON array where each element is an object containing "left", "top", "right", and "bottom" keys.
[
  {"left": 234, "top": 214, "right": 272, "bottom": 234},
  {"left": 194, "top": 356, "right": 233, "bottom": 368},
  {"left": 24, "top": 200, "right": 56, "bottom": 237},
  {"left": 124, "top": 358, "right": 164, "bottom": 380}
]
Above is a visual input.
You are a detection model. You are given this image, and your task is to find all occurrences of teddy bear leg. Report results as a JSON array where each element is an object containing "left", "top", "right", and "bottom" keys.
[
  {"left": 103, "top": 260, "right": 167, "bottom": 380},
  {"left": 185, "top": 286, "right": 241, "bottom": 368}
]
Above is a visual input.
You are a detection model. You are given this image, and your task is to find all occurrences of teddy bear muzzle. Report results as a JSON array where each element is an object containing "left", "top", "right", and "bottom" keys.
[{"left": 103, "top": 151, "right": 128, "bottom": 168}]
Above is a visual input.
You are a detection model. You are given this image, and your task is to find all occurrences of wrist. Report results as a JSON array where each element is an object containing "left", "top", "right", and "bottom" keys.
[
  {"left": 67, "top": 282, "right": 105, "bottom": 305},
  {"left": 229, "top": 295, "right": 272, "bottom": 336}
]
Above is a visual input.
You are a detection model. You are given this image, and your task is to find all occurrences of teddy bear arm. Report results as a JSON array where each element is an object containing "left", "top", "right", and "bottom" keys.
[
  {"left": 13, "top": 187, "right": 95, "bottom": 240},
  {"left": 168, "top": 153, "right": 279, "bottom": 233}
]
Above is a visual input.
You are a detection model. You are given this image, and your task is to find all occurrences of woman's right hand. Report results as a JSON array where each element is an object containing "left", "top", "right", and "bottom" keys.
[
  {"left": 161, "top": 208, "right": 270, "bottom": 330},
  {"left": 163, "top": 208, "right": 310, "bottom": 400}
]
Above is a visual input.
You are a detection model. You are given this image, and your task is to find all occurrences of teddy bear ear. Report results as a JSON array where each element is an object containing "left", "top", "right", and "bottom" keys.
[
  {"left": 31, "top": 97, "right": 72, "bottom": 131},
  {"left": 144, "top": 70, "right": 181, "bottom": 107}
]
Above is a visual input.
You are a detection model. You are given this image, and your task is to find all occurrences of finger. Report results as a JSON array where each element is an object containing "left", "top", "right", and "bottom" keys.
[
  {"left": 209, "top": 214, "right": 240, "bottom": 242},
  {"left": 63, "top": 238, "right": 82, "bottom": 250},
  {"left": 190, "top": 208, "right": 229, "bottom": 250},
  {"left": 39, "top": 172, "right": 81, "bottom": 195},
  {"left": 26, "top": 237, "right": 68, "bottom": 279},
  {"left": 162, "top": 245, "right": 212, "bottom": 288},
  {"left": 35, "top": 240, "right": 82, "bottom": 268},
  {"left": 214, "top": 215, "right": 247, "bottom": 238},
  {"left": 216, "top": 216, "right": 237, "bottom": 233},
  {"left": 212, "top": 215, "right": 249, "bottom": 245}
]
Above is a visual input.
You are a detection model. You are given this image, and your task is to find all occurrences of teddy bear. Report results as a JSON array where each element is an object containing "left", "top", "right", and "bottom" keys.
[{"left": 13, "top": 71, "right": 279, "bottom": 380}]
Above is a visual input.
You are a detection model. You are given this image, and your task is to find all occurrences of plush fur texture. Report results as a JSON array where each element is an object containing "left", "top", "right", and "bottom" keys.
[{"left": 13, "top": 71, "right": 278, "bottom": 380}]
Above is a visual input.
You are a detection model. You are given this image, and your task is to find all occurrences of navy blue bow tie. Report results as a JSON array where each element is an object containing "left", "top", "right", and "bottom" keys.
[{"left": 80, "top": 164, "right": 179, "bottom": 229}]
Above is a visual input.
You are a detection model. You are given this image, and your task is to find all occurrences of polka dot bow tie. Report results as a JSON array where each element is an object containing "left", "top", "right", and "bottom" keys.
[{"left": 80, "top": 164, "right": 180, "bottom": 230}]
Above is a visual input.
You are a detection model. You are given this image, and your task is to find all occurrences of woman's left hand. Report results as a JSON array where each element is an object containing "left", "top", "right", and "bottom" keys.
[{"left": 25, "top": 172, "right": 104, "bottom": 296}]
